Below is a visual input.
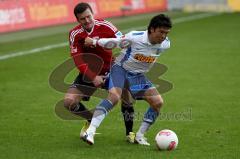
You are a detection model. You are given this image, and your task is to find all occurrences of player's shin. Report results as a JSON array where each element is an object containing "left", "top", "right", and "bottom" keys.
[
  {"left": 137, "top": 107, "right": 159, "bottom": 136},
  {"left": 87, "top": 99, "right": 114, "bottom": 133},
  {"left": 121, "top": 102, "right": 134, "bottom": 135},
  {"left": 73, "top": 102, "right": 93, "bottom": 123}
]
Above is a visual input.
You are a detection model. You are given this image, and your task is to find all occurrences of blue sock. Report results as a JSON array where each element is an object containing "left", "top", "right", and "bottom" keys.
[
  {"left": 143, "top": 107, "right": 159, "bottom": 124},
  {"left": 95, "top": 99, "right": 113, "bottom": 114},
  {"left": 137, "top": 107, "right": 159, "bottom": 135},
  {"left": 90, "top": 99, "right": 114, "bottom": 128}
]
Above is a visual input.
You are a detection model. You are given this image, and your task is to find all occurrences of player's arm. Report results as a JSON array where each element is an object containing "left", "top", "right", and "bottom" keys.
[
  {"left": 98, "top": 34, "right": 133, "bottom": 49},
  {"left": 84, "top": 20, "right": 131, "bottom": 49},
  {"left": 69, "top": 31, "right": 99, "bottom": 82},
  {"left": 85, "top": 33, "right": 133, "bottom": 49}
]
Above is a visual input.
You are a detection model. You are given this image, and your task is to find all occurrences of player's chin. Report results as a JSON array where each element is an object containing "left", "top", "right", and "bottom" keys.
[
  {"left": 158, "top": 40, "right": 164, "bottom": 44},
  {"left": 86, "top": 23, "right": 93, "bottom": 29}
]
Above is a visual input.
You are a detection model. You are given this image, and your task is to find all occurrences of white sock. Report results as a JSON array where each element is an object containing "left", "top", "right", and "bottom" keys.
[
  {"left": 87, "top": 113, "right": 106, "bottom": 134},
  {"left": 87, "top": 125, "right": 96, "bottom": 134},
  {"left": 136, "top": 122, "right": 151, "bottom": 137}
]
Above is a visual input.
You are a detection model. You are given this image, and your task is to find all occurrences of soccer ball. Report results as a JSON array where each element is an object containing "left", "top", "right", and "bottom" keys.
[{"left": 155, "top": 129, "right": 178, "bottom": 150}]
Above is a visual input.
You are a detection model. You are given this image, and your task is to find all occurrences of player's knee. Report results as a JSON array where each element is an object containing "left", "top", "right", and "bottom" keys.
[
  {"left": 121, "top": 100, "right": 134, "bottom": 108},
  {"left": 151, "top": 97, "right": 164, "bottom": 112},
  {"left": 108, "top": 91, "right": 121, "bottom": 105},
  {"left": 158, "top": 97, "right": 164, "bottom": 107},
  {"left": 64, "top": 98, "right": 77, "bottom": 110}
]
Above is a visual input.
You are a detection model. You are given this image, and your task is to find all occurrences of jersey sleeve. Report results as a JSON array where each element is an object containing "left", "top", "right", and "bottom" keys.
[
  {"left": 69, "top": 30, "right": 97, "bottom": 81},
  {"left": 96, "top": 31, "right": 134, "bottom": 49},
  {"left": 161, "top": 37, "right": 171, "bottom": 49}
]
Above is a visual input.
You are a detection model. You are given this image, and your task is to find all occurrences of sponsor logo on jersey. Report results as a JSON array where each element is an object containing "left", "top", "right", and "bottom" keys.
[{"left": 134, "top": 54, "right": 156, "bottom": 63}]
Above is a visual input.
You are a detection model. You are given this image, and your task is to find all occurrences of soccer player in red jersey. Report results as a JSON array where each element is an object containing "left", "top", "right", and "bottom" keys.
[{"left": 64, "top": 2, "right": 135, "bottom": 142}]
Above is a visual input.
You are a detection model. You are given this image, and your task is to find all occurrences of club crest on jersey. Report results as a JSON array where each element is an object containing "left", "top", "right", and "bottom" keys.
[
  {"left": 134, "top": 54, "right": 156, "bottom": 63},
  {"left": 70, "top": 46, "right": 77, "bottom": 53},
  {"left": 150, "top": 48, "right": 162, "bottom": 55},
  {"left": 156, "top": 48, "right": 161, "bottom": 55}
]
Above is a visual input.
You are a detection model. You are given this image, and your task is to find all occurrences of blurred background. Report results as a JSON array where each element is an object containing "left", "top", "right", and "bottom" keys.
[{"left": 0, "top": 0, "right": 240, "bottom": 33}]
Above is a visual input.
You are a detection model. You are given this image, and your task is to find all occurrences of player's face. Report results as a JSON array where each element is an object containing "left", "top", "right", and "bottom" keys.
[
  {"left": 149, "top": 27, "right": 170, "bottom": 44},
  {"left": 76, "top": 8, "right": 94, "bottom": 32}
]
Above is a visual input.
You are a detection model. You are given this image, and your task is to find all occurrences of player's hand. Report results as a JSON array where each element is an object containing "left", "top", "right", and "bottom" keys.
[
  {"left": 84, "top": 37, "right": 94, "bottom": 47},
  {"left": 93, "top": 75, "right": 105, "bottom": 87}
]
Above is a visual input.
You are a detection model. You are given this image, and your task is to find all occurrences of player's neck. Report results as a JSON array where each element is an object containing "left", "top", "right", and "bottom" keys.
[
  {"left": 85, "top": 27, "right": 93, "bottom": 33},
  {"left": 84, "top": 21, "right": 95, "bottom": 33},
  {"left": 148, "top": 33, "right": 155, "bottom": 45}
]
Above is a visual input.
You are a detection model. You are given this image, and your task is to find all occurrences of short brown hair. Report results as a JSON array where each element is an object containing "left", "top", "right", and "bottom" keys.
[{"left": 74, "top": 2, "right": 93, "bottom": 19}]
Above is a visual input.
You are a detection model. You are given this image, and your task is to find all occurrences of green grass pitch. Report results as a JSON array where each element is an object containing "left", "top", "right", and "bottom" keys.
[{"left": 0, "top": 12, "right": 240, "bottom": 159}]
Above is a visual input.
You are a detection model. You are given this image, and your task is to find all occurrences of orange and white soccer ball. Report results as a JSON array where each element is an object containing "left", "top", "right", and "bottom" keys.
[{"left": 155, "top": 129, "right": 178, "bottom": 151}]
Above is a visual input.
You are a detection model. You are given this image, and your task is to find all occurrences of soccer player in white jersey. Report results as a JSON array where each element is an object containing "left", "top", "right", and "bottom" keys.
[{"left": 82, "top": 14, "right": 172, "bottom": 146}]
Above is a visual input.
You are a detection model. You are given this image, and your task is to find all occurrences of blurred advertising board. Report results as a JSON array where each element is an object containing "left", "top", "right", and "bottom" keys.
[
  {"left": 0, "top": 0, "right": 167, "bottom": 33},
  {"left": 168, "top": 0, "right": 240, "bottom": 12}
]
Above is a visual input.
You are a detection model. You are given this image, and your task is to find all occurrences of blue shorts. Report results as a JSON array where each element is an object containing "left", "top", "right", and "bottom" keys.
[{"left": 108, "top": 64, "right": 153, "bottom": 99}]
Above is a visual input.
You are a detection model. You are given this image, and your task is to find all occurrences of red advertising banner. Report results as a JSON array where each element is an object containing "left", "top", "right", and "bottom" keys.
[{"left": 0, "top": 0, "right": 167, "bottom": 33}]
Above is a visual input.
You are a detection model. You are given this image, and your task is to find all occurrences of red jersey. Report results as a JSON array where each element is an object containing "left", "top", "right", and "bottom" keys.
[{"left": 69, "top": 19, "right": 121, "bottom": 81}]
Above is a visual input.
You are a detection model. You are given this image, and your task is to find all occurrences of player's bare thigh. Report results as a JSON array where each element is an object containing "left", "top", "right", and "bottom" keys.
[
  {"left": 64, "top": 87, "right": 95, "bottom": 109},
  {"left": 107, "top": 87, "right": 123, "bottom": 105},
  {"left": 64, "top": 87, "right": 82, "bottom": 103}
]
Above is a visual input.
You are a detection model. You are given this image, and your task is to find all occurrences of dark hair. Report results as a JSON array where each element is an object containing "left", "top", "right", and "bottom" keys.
[
  {"left": 74, "top": 2, "right": 93, "bottom": 18},
  {"left": 148, "top": 14, "right": 172, "bottom": 33}
]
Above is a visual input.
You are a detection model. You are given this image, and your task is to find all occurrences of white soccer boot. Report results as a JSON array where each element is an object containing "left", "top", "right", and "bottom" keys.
[
  {"left": 135, "top": 134, "right": 150, "bottom": 146},
  {"left": 81, "top": 131, "right": 95, "bottom": 145},
  {"left": 80, "top": 121, "right": 90, "bottom": 138}
]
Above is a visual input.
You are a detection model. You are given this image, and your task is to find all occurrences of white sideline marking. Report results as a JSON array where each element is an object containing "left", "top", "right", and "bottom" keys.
[
  {"left": 0, "top": 13, "right": 219, "bottom": 61},
  {"left": 0, "top": 42, "right": 68, "bottom": 61}
]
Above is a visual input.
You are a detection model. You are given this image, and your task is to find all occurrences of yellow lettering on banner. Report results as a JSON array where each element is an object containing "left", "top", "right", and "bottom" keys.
[
  {"left": 98, "top": 0, "right": 125, "bottom": 12},
  {"left": 145, "top": 0, "right": 165, "bottom": 8},
  {"left": 29, "top": 2, "right": 68, "bottom": 21},
  {"left": 228, "top": 0, "right": 240, "bottom": 11}
]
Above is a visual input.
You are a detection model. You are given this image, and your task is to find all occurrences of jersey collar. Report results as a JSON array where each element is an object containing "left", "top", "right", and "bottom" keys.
[
  {"left": 82, "top": 20, "right": 96, "bottom": 35},
  {"left": 142, "top": 30, "right": 152, "bottom": 45}
]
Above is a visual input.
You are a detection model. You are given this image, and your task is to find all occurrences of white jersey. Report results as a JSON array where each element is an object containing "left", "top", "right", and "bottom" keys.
[{"left": 97, "top": 30, "right": 170, "bottom": 73}]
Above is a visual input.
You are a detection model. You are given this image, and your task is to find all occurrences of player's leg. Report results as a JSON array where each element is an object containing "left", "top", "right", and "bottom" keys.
[
  {"left": 64, "top": 74, "right": 97, "bottom": 138},
  {"left": 135, "top": 87, "right": 163, "bottom": 146},
  {"left": 64, "top": 87, "right": 93, "bottom": 121},
  {"left": 121, "top": 89, "right": 135, "bottom": 143},
  {"left": 82, "top": 86, "right": 123, "bottom": 145},
  {"left": 64, "top": 74, "right": 97, "bottom": 121},
  {"left": 82, "top": 65, "right": 126, "bottom": 144},
  {"left": 64, "top": 86, "right": 97, "bottom": 137},
  {"left": 126, "top": 74, "right": 162, "bottom": 145}
]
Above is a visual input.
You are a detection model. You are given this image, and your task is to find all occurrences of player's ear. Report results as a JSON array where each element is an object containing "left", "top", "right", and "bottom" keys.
[
  {"left": 76, "top": 17, "right": 81, "bottom": 23},
  {"left": 150, "top": 27, "right": 155, "bottom": 34}
]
